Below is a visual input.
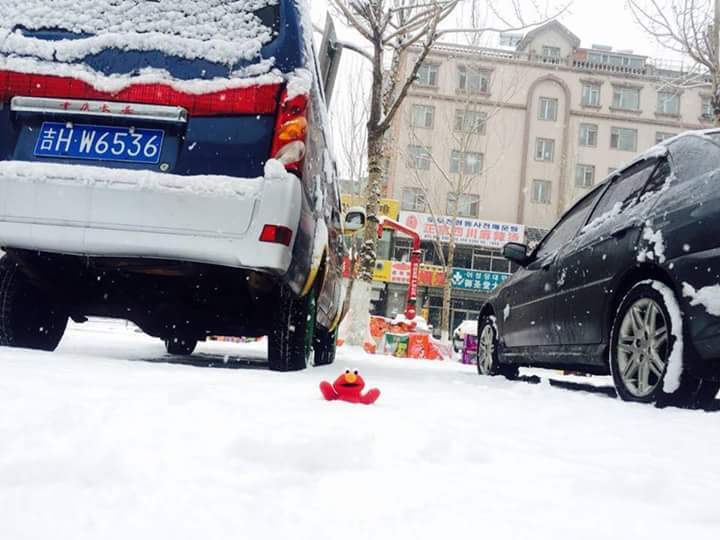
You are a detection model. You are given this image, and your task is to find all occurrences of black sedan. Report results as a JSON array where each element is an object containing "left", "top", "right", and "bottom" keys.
[{"left": 478, "top": 130, "right": 720, "bottom": 407}]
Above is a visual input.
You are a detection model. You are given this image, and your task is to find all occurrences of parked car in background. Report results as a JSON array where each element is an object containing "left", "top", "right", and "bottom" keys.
[
  {"left": 453, "top": 320, "right": 478, "bottom": 352},
  {"left": 0, "top": 0, "right": 360, "bottom": 371},
  {"left": 477, "top": 130, "right": 720, "bottom": 407}
]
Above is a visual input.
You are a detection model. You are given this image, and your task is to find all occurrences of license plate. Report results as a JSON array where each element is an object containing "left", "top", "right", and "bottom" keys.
[{"left": 34, "top": 122, "right": 164, "bottom": 164}]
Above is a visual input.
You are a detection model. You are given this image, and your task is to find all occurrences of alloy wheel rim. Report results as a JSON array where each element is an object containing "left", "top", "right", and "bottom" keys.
[
  {"left": 617, "top": 297, "right": 669, "bottom": 398},
  {"left": 478, "top": 324, "right": 495, "bottom": 375}
]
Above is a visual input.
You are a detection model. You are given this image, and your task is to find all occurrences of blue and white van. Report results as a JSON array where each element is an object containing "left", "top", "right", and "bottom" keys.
[{"left": 0, "top": 0, "right": 358, "bottom": 370}]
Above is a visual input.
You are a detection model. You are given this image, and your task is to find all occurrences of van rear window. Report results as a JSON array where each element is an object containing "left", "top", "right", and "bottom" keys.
[{"left": 0, "top": 0, "right": 281, "bottom": 66}]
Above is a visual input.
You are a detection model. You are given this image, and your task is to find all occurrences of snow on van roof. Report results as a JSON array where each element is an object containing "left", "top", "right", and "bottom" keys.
[{"left": 0, "top": 0, "right": 280, "bottom": 66}]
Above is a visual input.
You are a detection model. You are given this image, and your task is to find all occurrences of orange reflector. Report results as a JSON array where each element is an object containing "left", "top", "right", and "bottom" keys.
[
  {"left": 277, "top": 117, "right": 308, "bottom": 143},
  {"left": 259, "top": 225, "right": 293, "bottom": 246}
]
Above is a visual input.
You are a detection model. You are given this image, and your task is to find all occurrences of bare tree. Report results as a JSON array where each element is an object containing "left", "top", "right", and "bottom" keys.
[
  {"left": 330, "top": 0, "right": 565, "bottom": 344},
  {"left": 628, "top": 0, "right": 720, "bottom": 124}
]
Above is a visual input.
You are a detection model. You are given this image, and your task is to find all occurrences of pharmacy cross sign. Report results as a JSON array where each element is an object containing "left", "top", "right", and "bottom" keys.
[{"left": 450, "top": 268, "right": 510, "bottom": 292}]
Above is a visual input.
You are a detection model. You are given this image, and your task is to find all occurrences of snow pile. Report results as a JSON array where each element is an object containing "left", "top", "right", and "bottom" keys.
[
  {"left": 286, "top": 68, "right": 313, "bottom": 99},
  {"left": 682, "top": 282, "right": 720, "bottom": 316},
  {"left": 0, "top": 160, "right": 269, "bottom": 199},
  {"left": 636, "top": 224, "right": 666, "bottom": 264},
  {"left": 0, "top": 0, "right": 279, "bottom": 66},
  {"left": 390, "top": 313, "right": 431, "bottom": 332}
]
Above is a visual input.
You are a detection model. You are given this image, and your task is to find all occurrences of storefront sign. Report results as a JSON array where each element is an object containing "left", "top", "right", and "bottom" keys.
[
  {"left": 341, "top": 195, "right": 400, "bottom": 220},
  {"left": 450, "top": 268, "right": 510, "bottom": 292},
  {"left": 388, "top": 261, "right": 446, "bottom": 288},
  {"left": 399, "top": 211, "right": 524, "bottom": 249}
]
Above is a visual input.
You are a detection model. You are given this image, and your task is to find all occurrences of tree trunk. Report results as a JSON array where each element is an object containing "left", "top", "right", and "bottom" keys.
[{"left": 440, "top": 195, "right": 460, "bottom": 342}]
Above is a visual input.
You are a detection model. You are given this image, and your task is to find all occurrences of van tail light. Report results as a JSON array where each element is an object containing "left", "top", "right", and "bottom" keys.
[
  {"left": 259, "top": 225, "right": 293, "bottom": 246},
  {"left": 270, "top": 91, "right": 308, "bottom": 174},
  {"left": 0, "top": 70, "right": 281, "bottom": 116}
]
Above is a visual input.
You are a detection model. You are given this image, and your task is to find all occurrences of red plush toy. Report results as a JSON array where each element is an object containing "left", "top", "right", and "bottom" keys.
[{"left": 320, "top": 370, "right": 380, "bottom": 405}]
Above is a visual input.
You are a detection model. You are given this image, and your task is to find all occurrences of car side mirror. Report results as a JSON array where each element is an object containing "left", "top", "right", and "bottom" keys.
[
  {"left": 503, "top": 242, "right": 530, "bottom": 266},
  {"left": 344, "top": 206, "right": 366, "bottom": 232}
]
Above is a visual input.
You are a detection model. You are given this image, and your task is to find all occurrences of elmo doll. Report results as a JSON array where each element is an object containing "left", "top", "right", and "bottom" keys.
[{"left": 319, "top": 370, "right": 380, "bottom": 405}]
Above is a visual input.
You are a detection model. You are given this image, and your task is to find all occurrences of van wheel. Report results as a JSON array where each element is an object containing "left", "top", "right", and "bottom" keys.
[
  {"left": 313, "top": 326, "right": 337, "bottom": 366},
  {"left": 164, "top": 336, "right": 197, "bottom": 356},
  {"left": 268, "top": 286, "right": 316, "bottom": 372},
  {"left": 0, "top": 257, "right": 68, "bottom": 351},
  {"left": 610, "top": 281, "right": 699, "bottom": 406}
]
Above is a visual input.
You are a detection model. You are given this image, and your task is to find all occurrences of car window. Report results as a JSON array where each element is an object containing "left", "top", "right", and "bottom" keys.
[
  {"left": 668, "top": 135, "right": 720, "bottom": 183},
  {"left": 534, "top": 187, "right": 603, "bottom": 259},
  {"left": 587, "top": 159, "right": 657, "bottom": 222},
  {"left": 640, "top": 159, "right": 672, "bottom": 198}
]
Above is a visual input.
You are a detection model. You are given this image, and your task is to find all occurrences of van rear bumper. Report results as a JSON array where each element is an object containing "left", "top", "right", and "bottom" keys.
[{"left": 0, "top": 160, "right": 301, "bottom": 273}]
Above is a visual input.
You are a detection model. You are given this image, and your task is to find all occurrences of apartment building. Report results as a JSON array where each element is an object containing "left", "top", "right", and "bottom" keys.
[{"left": 370, "top": 21, "right": 714, "bottom": 332}]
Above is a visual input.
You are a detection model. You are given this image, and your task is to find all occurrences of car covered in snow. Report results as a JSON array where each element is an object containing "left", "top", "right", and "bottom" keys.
[
  {"left": 452, "top": 320, "right": 477, "bottom": 352},
  {"left": 477, "top": 130, "right": 720, "bottom": 407},
  {"left": 0, "top": 0, "right": 359, "bottom": 371}
]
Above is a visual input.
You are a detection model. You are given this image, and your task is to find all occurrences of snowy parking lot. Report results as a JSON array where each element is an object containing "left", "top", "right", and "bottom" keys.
[{"left": 1, "top": 320, "right": 720, "bottom": 540}]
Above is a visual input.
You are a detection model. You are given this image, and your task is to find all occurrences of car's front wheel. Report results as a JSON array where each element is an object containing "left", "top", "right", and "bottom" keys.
[
  {"left": 0, "top": 257, "right": 68, "bottom": 351},
  {"left": 477, "top": 316, "right": 517, "bottom": 379},
  {"left": 610, "top": 280, "right": 709, "bottom": 407}
]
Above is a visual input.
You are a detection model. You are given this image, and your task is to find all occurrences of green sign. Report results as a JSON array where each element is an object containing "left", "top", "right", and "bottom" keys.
[{"left": 450, "top": 268, "right": 510, "bottom": 291}]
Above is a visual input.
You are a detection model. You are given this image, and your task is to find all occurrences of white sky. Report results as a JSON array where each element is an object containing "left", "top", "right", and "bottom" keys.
[{"left": 311, "top": 0, "right": 684, "bottom": 59}]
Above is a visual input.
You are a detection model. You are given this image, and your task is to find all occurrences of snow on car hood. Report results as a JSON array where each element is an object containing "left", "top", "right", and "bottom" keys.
[{"left": 0, "top": 0, "right": 279, "bottom": 66}]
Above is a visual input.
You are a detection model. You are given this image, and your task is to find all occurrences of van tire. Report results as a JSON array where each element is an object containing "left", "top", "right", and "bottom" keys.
[
  {"left": 164, "top": 337, "right": 197, "bottom": 356},
  {"left": 313, "top": 326, "right": 337, "bottom": 366},
  {"left": 0, "top": 257, "right": 68, "bottom": 351},
  {"left": 268, "top": 286, "right": 315, "bottom": 372}
]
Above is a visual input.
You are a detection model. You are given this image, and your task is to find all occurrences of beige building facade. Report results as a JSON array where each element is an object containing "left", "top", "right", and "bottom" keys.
[{"left": 385, "top": 21, "right": 715, "bottom": 234}]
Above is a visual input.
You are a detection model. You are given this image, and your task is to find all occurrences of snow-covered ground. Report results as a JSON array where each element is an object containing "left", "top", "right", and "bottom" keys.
[{"left": 1, "top": 320, "right": 719, "bottom": 540}]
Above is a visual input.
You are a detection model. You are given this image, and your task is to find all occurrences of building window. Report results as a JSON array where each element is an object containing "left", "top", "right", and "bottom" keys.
[
  {"left": 499, "top": 33, "right": 522, "bottom": 48},
  {"left": 538, "top": 97, "right": 558, "bottom": 121},
  {"left": 416, "top": 63, "right": 439, "bottom": 87},
  {"left": 655, "top": 131, "right": 675, "bottom": 144},
  {"left": 542, "top": 45, "right": 561, "bottom": 59},
  {"left": 579, "top": 123, "right": 598, "bottom": 147},
  {"left": 447, "top": 193, "right": 480, "bottom": 217},
  {"left": 401, "top": 187, "right": 427, "bottom": 212},
  {"left": 411, "top": 104, "right": 435, "bottom": 128},
  {"left": 449, "top": 150, "right": 483, "bottom": 175},
  {"left": 453, "top": 110, "right": 486, "bottom": 134},
  {"left": 610, "top": 127, "right": 638, "bottom": 151},
  {"left": 535, "top": 138, "right": 555, "bottom": 161},
  {"left": 472, "top": 248, "right": 510, "bottom": 272},
  {"left": 657, "top": 91, "right": 680, "bottom": 115},
  {"left": 531, "top": 179, "right": 552, "bottom": 204},
  {"left": 581, "top": 83, "right": 601, "bottom": 107},
  {"left": 702, "top": 96, "right": 714, "bottom": 119},
  {"left": 407, "top": 145, "right": 432, "bottom": 169},
  {"left": 457, "top": 66, "right": 490, "bottom": 94},
  {"left": 575, "top": 164, "right": 595, "bottom": 188},
  {"left": 588, "top": 52, "right": 644, "bottom": 68},
  {"left": 612, "top": 86, "right": 641, "bottom": 110}
]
